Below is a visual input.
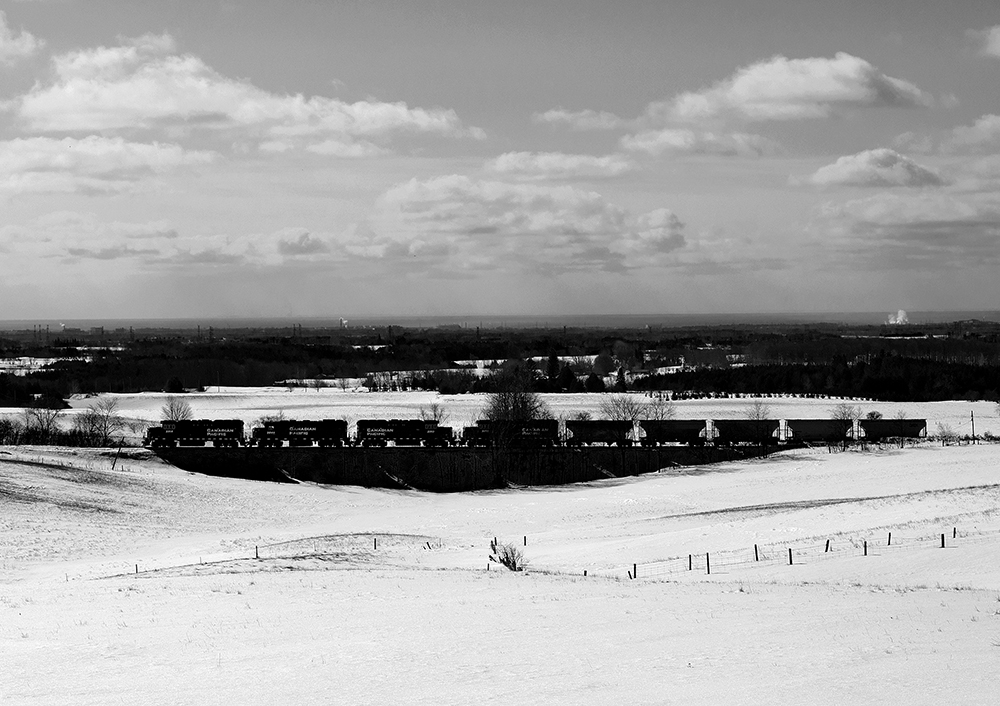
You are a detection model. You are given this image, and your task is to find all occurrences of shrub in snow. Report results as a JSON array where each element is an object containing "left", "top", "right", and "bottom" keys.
[{"left": 489, "top": 538, "right": 527, "bottom": 572}]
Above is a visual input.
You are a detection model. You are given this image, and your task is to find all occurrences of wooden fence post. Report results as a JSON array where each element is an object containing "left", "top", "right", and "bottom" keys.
[
  {"left": 633, "top": 563, "right": 637, "bottom": 579},
  {"left": 953, "top": 527, "right": 957, "bottom": 539},
  {"left": 887, "top": 532, "right": 891, "bottom": 547},
  {"left": 688, "top": 554, "right": 692, "bottom": 571},
  {"left": 941, "top": 533, "right": 945, "bottom": 548},
  {"left": 523, "top": 535, "right": 527, "bottom": 547},
  {"left": 255, "top": 545, "right": 259, "bottom": 559},
  {"left": 706, "top": 553, "right": 711, "bottom": 575},
  {"left": 754, "top": 544, "right": 759, "bottom": 562},
  {"left": 788, "top": 548, "right": 793, "bottom": 565},
  {"left": 863, "top": 540, "right": 867, "bottom": 556},
  {"left": 825, "top": 539, "right": 830, "bottom": 553}
]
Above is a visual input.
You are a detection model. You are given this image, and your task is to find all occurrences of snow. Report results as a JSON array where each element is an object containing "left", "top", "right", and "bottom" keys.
[
  {"left": 55, "top": 387, "right": 1000, "bottom": 440},
  {"left": 3, "top": 396, "right": 1000, "bottom": 704}
]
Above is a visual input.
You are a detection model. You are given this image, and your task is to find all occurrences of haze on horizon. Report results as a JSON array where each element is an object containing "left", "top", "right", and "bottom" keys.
[{"left": 2, "top": 0, "right": 999, "bottom": 319}]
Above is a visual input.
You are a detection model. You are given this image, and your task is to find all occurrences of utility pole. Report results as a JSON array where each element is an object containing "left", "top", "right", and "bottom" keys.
[{"left": 971, "top": 410, "right": 976, "bottom": 444}]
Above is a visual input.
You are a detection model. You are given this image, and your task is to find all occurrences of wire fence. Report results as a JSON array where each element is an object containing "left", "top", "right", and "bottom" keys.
[{"left": 576, "top": 526, "right": 1000, "bottom": 581}]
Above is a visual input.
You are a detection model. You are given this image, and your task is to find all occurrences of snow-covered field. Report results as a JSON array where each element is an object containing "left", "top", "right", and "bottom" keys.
[
  {"left": 3, "top": 421, "right": 1000, "bottom": 703},
  {"left": 57, "top": 387, "right": 1000, "bottom": 440}
]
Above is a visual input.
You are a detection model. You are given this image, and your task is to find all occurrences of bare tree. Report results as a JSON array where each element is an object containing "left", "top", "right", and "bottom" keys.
[
  {"left": 86, "top": 398, "right": 127, "bottom": 446},
  {"left": 481, "top": 366, "right": 551, "bottom": 422},
  {"left": 830, "top": 403, "right": 861, "bottom": 449},
  {"left": 598, "top": 394, "right": 645, "bottom": 423},
  {"left": 161, "top": 397, "right": 194, "bottom": 422},
  {"left": 744, "top": 398, "right": 772, "bottom": 421},
  {"left": 418, "top": 403, "right": 450, "bottom": 425},
  {"left": 645, "top": 392, "right": 676, "bottom": 421},
  {"left": 935, "top": 422, "right": 958, "bottom": 446},
  {"left": 24, "top": 406, "right": 63, "bottom": 443},
  {"left": 336, "top": 377, "right": 352, "bottom": 391}
]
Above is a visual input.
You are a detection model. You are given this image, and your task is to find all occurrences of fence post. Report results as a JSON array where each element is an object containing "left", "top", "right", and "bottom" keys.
[
  {"left": 941, "top": 533, "right": 945, "bottom": 548},
  {"left": 706, "top": 553, "right": 711, "bottom": 575},
  {"left": 633, "top": 563, "right": 637, "bottom": 579},
  {"left": 887, "top": 532, "right": 891, "bottom": 547},
  {"left": 135, "top": 564, "right": 138, "bottom": 574},
  {"left": 374, "top": 537, "right": 377, "bottom": 550},
  {"left": 825, "top": 539, "right": 830, "bottom": 553},
  {"left": 953, "top": 527, "right": 957, "bottom": 539},
  {"left": 584, "top": 570, "right": 587, "bottom": 577},
  {"left": 863, "top": 540, "right": 867, "bottom": 556},
  {"left": 255, "top": 545, "right": 259, "bottom": 559},
  {"left": 788, "top": 548, "right": 793, "bottom": 565},
  {"left": 524, "top": 535, "right": 527, "bottom": 547},
  {"left": 754, "top": 544, "right": 759, "bottom": 562},
  {"left": 688, "top": 554, "right": 692, "bottom": 571}
]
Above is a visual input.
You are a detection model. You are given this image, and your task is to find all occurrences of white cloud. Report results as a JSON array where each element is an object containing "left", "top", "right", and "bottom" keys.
[
  {"left": 656, "top": 53, "right": 931, "bottom": 123},
  {"left": 944, "top": 114, "right": 1000, "bottom": 153},
  {"left": 366, "top": 175, "right": 687, "bottom": 274},
  {"left": 620, "top": 128, "right": 780, "bottom": 157},
  {"left": 532, "top": 108, "right": 627, "bottom": 131},
  {"left": 0, "top": 10, "right": 44, "bottom": 64},
  {"left": 13, "top": 34, "right": 480, "bottom": 151},
  {"left": 275, "top": 228, "right": 329, "bottom": 256},
  {"left": 484, "top": 152, "right": 635, "bottom": 179},
  {"left": 0, "top": 136, "right": 215, "bottom": 194},
  {"left": 305, "top": 139, "right": 386, "bottom": 158},
  {"left": 815, "top": 192, "right": 1000, "bottom": 269},
  {"left": 970, "top": 25, "right": 1000, "bottom": 58},
  {"left": 806, "top": 149, "right": 945, "bottom": 188}
]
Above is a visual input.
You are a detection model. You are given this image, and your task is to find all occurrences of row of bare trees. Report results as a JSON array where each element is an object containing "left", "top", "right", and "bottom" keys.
[{"left": 0, "top": 398, "right": 135, "bottom": 446}]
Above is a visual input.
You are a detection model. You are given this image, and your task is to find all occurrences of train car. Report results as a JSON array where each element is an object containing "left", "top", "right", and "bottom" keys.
[
  {"left": 251, "top": 419, "right": 348, "bottom": 447},
  {"left": 356, "top": 419, "right": 442, "bottom": 447},
  {"left": 423, "top": 424, "right": 455, "bottom": 448},
  {"left": 144, "top": 419, "right": 244, "bottom": 448},
  {"left": 784, "top": 419, "right": 851, "bottom": 444},
  {"left": 858, "top": 418, "right": 927, "bottom": 443},
  {"left": 462, "top": 420, "right": 560, "bottom": 448},
  {"left": 711, "top": 419, "right": 779, "bottom": 446},
  {"left": 638, "top": 419, "right": 707, "bottom": 446},
  {"left": 565, "top": 420, "right": 634, "bottom": 446}
]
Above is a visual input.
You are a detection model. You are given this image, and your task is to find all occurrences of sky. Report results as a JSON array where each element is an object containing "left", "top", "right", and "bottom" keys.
[{"left": 1, "top": 0, "right": 1000, "bottom": 319}]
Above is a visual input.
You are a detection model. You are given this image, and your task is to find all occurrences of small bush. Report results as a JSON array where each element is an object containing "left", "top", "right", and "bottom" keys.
[{"left": 489, "top": 538, "right": 527, "bottom": 572}]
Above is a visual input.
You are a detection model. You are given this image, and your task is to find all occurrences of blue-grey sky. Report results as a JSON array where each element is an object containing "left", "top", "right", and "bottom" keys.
[{"left": 2, "top": 0, "right": 1000, "bottom": 318}]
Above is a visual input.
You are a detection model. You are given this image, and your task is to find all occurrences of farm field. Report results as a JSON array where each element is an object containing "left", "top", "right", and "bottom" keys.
[{"left": 3, "top": 429, "right": 1000, "bottom": 704}]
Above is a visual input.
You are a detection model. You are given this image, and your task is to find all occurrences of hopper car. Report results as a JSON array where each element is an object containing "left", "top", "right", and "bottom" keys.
[
  {"left": 565, "top": 419, "right": 634, "bottom": 446},
  {"left": 711, "top": 419, "right": 780, "bottom": 446},
  {"left": 858, "top": 418, "right": 927, "bottom": 443},
  {"left": 638, "top": 419, "right": 708, "bottom": 447}
]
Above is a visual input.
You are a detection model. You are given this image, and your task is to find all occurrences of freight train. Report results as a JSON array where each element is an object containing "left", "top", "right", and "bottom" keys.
[{"left": 143, "top": 417, "right": 927, "bottom": 449}]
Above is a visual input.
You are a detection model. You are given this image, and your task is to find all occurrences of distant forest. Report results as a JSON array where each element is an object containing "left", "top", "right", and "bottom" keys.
[{"left": 2, "top": 319, "right": 1000, "bottom": 407}]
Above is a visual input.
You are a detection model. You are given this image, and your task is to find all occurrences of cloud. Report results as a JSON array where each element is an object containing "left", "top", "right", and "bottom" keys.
[
  {"left": 805, "top": 148, "right": 945, "bottom": 188},
  {"left": 620, "top": 128, "right": 780, "bottom": 157},
  {"left": 0, "top": 212, "right": 181, "bottom": 261},
  {"left": 944, "top": 114, "right": 1000, "bottom": 153},
  {"left": 815, "top": 192, "right": 1000, "bottom": 269},
  {"left": 366, "top": 175, "right": 687, "bottom": 274},
  {"left": 532, "top": 109, "right": 627, "bottom": 131},
  {"left": 305, "top": 139, "right": 386, "bottom": 157},
  {"left": 13, "top": 34, "right": 480, "bottom": 152},
  {"left": 655, "top": 53, "right": 931, "bottom": 123},
  {"left": 0, "top": 136, "right": 215, "bottom": 194},
  {"left": 970, "top": 25, "right": 1000, "bottom": 58},
  {"left": 484, "top": 151, "right": 635, "bottom": 179},
  {"left": 0, "top": 10, "right": 43, "bottom": 65},
  {"left": 275, "top": 228, "right": 329, "bottom": 256}
]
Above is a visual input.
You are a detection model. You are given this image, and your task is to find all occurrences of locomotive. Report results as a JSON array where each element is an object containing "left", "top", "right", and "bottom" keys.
[{"left": 144, "top": 419, "right": 244, "bottom": 448}]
